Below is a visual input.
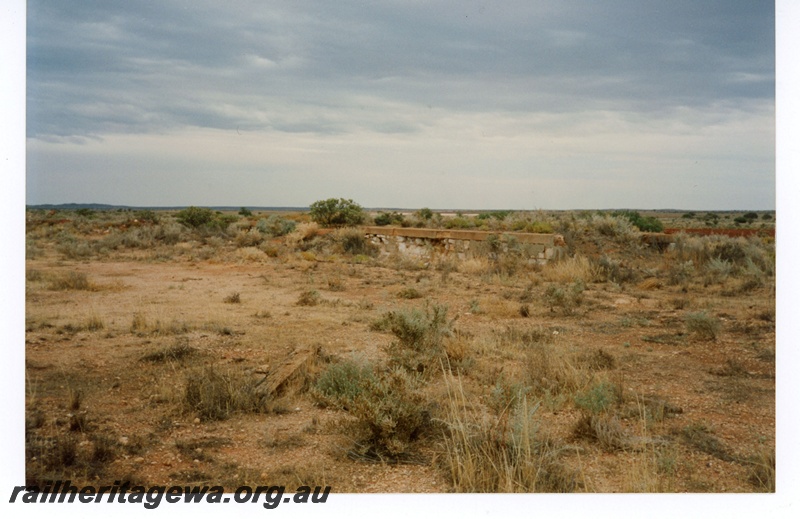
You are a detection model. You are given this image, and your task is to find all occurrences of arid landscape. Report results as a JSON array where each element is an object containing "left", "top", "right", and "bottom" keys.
[{"left": 24, "top": 206, "right": 776, "bottom": 493}]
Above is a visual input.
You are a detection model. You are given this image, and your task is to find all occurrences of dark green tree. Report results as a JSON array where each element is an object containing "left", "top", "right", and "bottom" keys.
[
  {"left": 309, "top": 198, "right": 365, "bottom": 227},
  {"left": 176, "top": 206, "right": 215, "bottom": 228}
]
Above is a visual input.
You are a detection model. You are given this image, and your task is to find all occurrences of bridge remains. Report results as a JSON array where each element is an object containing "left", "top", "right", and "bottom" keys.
[{"left": 361, "top": 226, "right": 566, "bottom": 264}]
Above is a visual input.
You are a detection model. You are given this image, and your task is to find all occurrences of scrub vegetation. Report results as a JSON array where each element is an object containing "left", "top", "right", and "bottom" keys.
[{"left": 24, "top": 205, "right": 775, "bottom": 492}]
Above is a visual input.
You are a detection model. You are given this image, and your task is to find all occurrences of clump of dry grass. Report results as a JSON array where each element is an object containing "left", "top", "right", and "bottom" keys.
[
  {"left": 130, "top": 313, "right": 190, "bottom": 336},
  {"left": 141, "top": 342, "right": 197, "bottom": 363},
  {"left": 543, "top": 255, "right": 597, "bottom": 283},
  {"left": 183, "top": 366, "right": 270, "bottom": 421},
  {"left": 223, "top": 292, "right": 241, "bottom": 304},
  {"left": 285, "top": 222, "right": 320, "bottom": 247},
  {"left": 234, "top": 228, "right": 263, "bottom": 248},
  {"left": 47, "top": 271, "right": 93, "bottom": 291},
  {"left": 296, "top": 289, "right": 321, "bottom": 306},
  {"left": 685, "top": 312, "right": 720, "bottom": 341},
  {"left": 747, "top": 448, "right": 775, "bottom": 492},
  {"left": 458, "top": 257, "right": 490, "bottom": 275},
  {"left": 236, "top": 246, "right": 267, "bottom": 262},
  {"left": 397, "top": 287, "right": 423, "bottom": 299},
  {"left": 441, "top": 372, "right": 578, "bottom": 492}
]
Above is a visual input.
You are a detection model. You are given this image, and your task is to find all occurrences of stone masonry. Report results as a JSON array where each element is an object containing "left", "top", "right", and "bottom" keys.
[{"left": 362, "top": 226, "right": 566, "bottom": 264}]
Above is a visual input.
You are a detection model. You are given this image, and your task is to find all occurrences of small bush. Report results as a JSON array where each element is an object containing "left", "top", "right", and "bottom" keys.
[
  {"left": 296, "top": 290, "right": 320, "bottom": 306},
  {"left": 257, "top": 215, "right": 297, "bottom": 237},
  {"left": 373, "top": 211, "right": 405, "bottom": 226},
  {"left": 235, "top": 228, "right": 263, "bottom": 247},
  {"left": 704, "top": 257, "right": 732, "bottom": 284},
  {"left": 382, "top": 303, "right": 455, "bottom": 374},
  {"left": 544, "top": 281, "right": 584, "bottom": 315},
  {"left": 313, "top": 358, "right": 376, "bottom": 410},
  {"left": 685, "top": 312, "right": 720, "bottom": 341},
  {"left": 347, "top": 368, "right": 431, "bottom": 461},
  {"left": 223, "top": 292, "right": 241, "bottom": 304},
  {"left": 613, "top": 210, "right": 664, "bottom": 232},
  {"left": 134, "top": 209, "right": 160, "bottom": 224},
  {"left": 336, "top": 228, "right": 377, "bottom": 256},
  {"left": 397, "top": 287, "right": 423, "bottom": 299},
  {"left": 574, "top": 380, "right": 619, "bottom": 415}
]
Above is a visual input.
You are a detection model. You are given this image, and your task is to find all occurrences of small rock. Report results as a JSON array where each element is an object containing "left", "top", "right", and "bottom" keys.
[
  {"left": 193, "top": 417, "right": 201, "bottom": 424},
  {"left": 119, "top": 436, "right": 129, "bottom": 446},
  {"left": 134, "top": 457, "right": 145, "bottom": 463}
]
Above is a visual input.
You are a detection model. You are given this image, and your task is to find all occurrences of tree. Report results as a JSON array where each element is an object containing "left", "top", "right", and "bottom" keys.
[
  {"left": 176, "top": 206, "right": 215, "bottom": 228},
  {"left": 239, "top": 207, "right": 253, "bottom": 217},
  {"left": 309, "top": 198, "right": 365, "bottom": 227},
  {"left": 416, "top": 207, "right": 434, "bottom": 221}
]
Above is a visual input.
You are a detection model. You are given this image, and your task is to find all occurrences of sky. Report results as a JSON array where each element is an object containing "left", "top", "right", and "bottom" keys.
[{"left": 24, "top": 0, "right": 776, "bottom": 210}]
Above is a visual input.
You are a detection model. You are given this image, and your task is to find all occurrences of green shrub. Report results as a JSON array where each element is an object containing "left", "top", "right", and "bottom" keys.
[
  {"left": 415, "top": 208, "right": 434, "bottom": 221},
  {"left": 387, "top": 303, "right": 453, "bottom": 353},
  {"left": 544, "top": 281, "right": 584, "bottom": 315},
  {"left": 134, "top": 210, "right": 160, "bottom": 224},
  {"left": 613, "top": 211, "right": 664, "bottom": 232},
  {"left": 336, "top": 228, "right": 377, "bottom": 256},
  {"left": 380, "top": 303, "right": 455, "bottom": 373},
  {"left": 309, "top": 198, "right": 365, "bottom": 227},
  {"left": 444, "top": 216, "right": 475, "bottom": 229},
  {"left": 256, "top": 215, "right": 297, "bottom": 236},
  {"left": 348, "top": 368, "right": 431, "bottom": 460},
  {"left": 524, "top": 221, "right": 554, "bottom": 234},
  {"left": 313, "top": 358, "right": 376, "bottom": 410},
  {"left": 75, "top": 208, "right": 96, "bottom": 219},
  {"left": 373, "top": 211, "right": 405, "bottom": 226},
  {"left": 176, "top": 206, "right": 216, "bottom": 228},
  {"left": 574, "top": 380, "right": 619, "bottom": 415}
]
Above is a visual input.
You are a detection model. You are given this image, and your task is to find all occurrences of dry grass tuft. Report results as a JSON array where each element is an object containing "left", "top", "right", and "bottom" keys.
[
  {"left": 183, "top": 366, "right": 271, "bottom": 421},
  {"left": 458, "top": 257, "right": 490, "bottom": 275},
  {"left": 542, "top": 255, "right": 598, "bottom": 283},
  {"left": 47, "top": 271, "right": 93, "bottom": 291},
  {"left": 285, "top": 222, "right": 320, "bottom": 247},
  {"left": 441, "top": 371, "right": 579, "bottom": 492},
  {"left": 296, "top": 290, "right": 321, "bottom": 306}
]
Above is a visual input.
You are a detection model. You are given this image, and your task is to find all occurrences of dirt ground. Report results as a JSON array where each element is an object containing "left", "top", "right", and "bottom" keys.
[{"left": 24, "top": 215, "right": 775, "bottom": 493}]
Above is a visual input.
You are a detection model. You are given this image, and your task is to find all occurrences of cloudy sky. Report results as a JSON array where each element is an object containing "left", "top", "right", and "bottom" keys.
[{"left": 25, "top": 0, "right": 775, "bottom": 210}]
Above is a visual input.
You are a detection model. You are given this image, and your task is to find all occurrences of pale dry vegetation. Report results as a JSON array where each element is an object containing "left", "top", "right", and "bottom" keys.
[{"left": 24, "top": 208, "right": 775, "bottom": 492}]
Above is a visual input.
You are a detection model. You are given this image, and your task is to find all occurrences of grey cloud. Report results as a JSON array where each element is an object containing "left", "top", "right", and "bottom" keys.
[{"left": 27, "top": 0, "right": 774, "bottom": 142}]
